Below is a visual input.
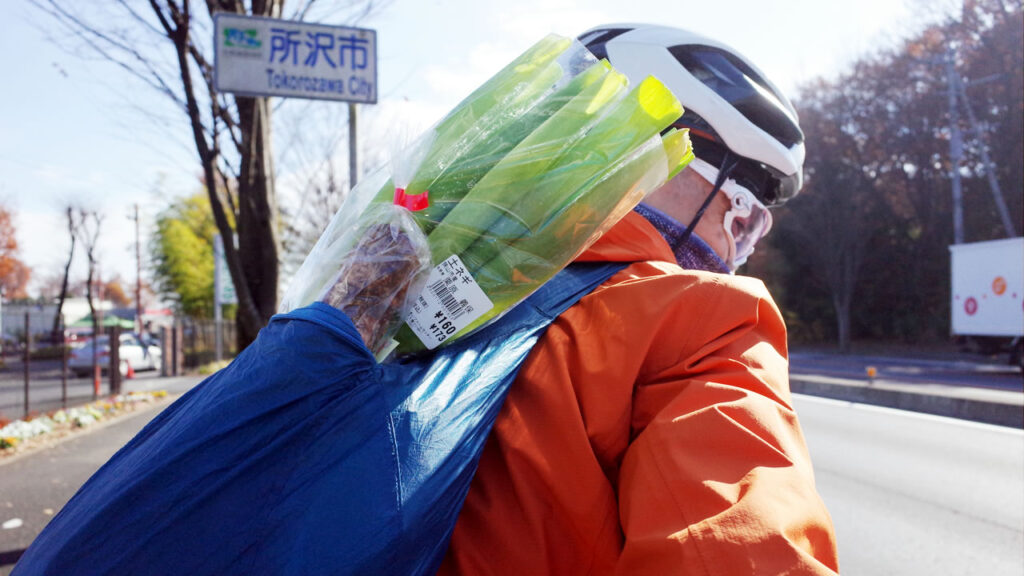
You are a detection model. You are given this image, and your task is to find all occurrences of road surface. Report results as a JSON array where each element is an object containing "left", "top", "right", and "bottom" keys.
[
  {"left": 0, "top": 358, "right": 164, "bottom": 419},
  {"left": 795, "top": 395, "right": 1024, "bottom": 575}
]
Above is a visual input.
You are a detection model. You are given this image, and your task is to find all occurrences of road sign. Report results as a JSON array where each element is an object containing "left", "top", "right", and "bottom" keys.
[{"left": 214, "top": 13, "right": 377, "bottom": 104}]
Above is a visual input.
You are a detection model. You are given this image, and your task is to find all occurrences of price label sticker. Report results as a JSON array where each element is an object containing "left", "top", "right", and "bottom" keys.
[{"left": 405, "top": 255, "right": 494, "bottom": 349}]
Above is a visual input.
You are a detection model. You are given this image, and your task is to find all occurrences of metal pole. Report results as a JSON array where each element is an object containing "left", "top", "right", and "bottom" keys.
[
  {"left": 945, "top": 52, "right": 965, "bottom": 245},
  {"left": 133, "top": 203, "right": 143, "bottom": 333},
  {"left": 177, "top": 323, "right": 184, "bottom": 375},
  {"left": 214, "top": 300, "right": 223, "bottom": 363},
  {"left": 171, "top": 323, "right": 181, "bottom": 377},
  {"left": 23, "top": 312, "right": 30, "bottom": 418},
  {"left": 93, "top": 264, "right": 103, "bottom": 398},
  {"left": 953, "top": 70, "right": 1018, "bottom": 238},
  {"left": 160, "top": 325, "right": 170, "bottom": 377},
  {"left": 349, "top": 102, "right": 359, "bottom": 188},
  {"left": 214, "top": 305, "right": 223, "bottom": 363},
  {"left": 0, "top": 287, "right": 5, "bottom": 363},
  {"left": 61, "top": 315, "right": 68, "bottom": 409},
  {"left": 214, "top": 235, "right": 223, "bottom": 363},
  {"left": 109, "top": 325, "right": 122, "bottom": 395}
]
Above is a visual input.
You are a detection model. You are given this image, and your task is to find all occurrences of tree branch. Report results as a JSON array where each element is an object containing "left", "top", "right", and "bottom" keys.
[
  {"left": 294, "top": 0, "right": 318, "bottom": 20},
  {"left": 30, "top": 0, "right": 185, "bottom": 107},
  {"left": 146, "top": 0, "right": 176, "bottom": 34},
  {"left": 114, "top": 0, "right": 166, "bottom": 37}
]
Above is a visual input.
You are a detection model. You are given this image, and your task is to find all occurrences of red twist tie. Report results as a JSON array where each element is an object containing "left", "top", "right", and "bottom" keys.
[{"left": 393, "top": 187, "right": 430, "bottom": 212}]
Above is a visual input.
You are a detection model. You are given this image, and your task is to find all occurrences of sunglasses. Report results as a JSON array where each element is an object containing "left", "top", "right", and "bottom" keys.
[
  {"left": 720, "top": 178, "right": 773, "bottom": 267},
  {"left": 688, "top": 158, "right": 773, "bottom": 268}
]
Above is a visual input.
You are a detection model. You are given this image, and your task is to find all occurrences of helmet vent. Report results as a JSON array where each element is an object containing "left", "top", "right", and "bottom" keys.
[
  {"left": 668, "top": 44, "right": 803, "bottom": 148},
  {"left": 578, "top": 28, "right": 633, "bottom": 61}
]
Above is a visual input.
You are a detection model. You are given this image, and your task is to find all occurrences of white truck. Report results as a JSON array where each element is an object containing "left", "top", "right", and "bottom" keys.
[{"left": 949, "top": 237, "right": 1024, "bottom": 367}]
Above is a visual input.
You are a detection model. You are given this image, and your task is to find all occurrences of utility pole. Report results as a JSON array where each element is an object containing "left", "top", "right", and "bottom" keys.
[
  {"left": 130, "top": 204, "right": 143, "bottom": 334},
  {"left": 952, "top": 69, "right": 1018, "bottom": 238},
  {"left": 943, "top": 48, "right": 1018, "bottom": 243},
  {"left": 944, "top": 50, "right": 965, "bottom": 245}
]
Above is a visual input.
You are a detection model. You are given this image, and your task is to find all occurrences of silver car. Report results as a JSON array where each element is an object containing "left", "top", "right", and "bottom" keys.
[{"left": 69, "top": 333, "right": 162, "bottom": 377}]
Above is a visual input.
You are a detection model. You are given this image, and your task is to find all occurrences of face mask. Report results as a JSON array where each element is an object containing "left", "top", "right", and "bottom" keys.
[
  {"left": 634, "top": 204, "right": 731, "bottom": 274},
  {"left": 688, "top": 159, "right": 773, "bottom": 268}
]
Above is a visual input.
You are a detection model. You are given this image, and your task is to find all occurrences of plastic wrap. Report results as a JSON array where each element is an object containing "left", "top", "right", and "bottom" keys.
[
  {"left": 318, "top": 205, "right": 431, "bottom": 358},
  {"left": 280, "top": 34, "right": 693, "bottom": 356}
]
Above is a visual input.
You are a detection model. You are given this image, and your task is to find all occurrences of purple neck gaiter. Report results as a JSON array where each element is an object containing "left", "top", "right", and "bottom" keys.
[{"left": 634, "top": 203, "right": 730, "bottom": 274}]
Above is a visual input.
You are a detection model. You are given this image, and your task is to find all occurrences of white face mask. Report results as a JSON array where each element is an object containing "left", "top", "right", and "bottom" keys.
[{"left": 687, "top": 159, "right": 773, "bottom": 269}]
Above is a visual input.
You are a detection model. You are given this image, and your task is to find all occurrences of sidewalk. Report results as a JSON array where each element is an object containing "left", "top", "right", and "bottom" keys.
[
  {"left": 788, "top": 351, "right": 1023, "bottom": 428},
  {"left": 0, "top": 374, "right": 205, "bottom": 574}
]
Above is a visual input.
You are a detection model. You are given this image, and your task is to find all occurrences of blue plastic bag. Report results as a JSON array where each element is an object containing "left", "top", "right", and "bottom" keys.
[{"left": 14, "top": 263, "right": 624, "bottom": 576}]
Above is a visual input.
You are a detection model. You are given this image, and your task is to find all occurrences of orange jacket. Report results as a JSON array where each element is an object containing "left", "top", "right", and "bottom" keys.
[{"left": 439, "top": 211, "right": 839, "bottom": 575}]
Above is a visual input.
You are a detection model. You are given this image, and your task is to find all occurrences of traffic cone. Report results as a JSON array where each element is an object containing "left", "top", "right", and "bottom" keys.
[{"left": 125, "top": 361, "right": 135, "bottom": 380}]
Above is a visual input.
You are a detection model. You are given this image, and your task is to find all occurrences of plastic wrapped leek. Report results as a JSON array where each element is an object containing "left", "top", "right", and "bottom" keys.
[
  {"left": 279, "top": 35, "right": 590, "bottom": 318},
  {"left": 415, "top": 128, "right": 693, "bottom": 350},
  {"left": 280, "top": 34, "right": 693, "bottom": 357}
]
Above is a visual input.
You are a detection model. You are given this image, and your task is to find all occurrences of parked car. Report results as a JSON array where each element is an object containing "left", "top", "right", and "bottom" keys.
[{"left": 69, "top": 333, "right": 162, "bottom": 378}]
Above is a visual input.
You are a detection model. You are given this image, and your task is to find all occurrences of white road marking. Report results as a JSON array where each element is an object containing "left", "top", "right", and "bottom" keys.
[{"left": 793, "top": 393, "right": 1024, "bottom": 435}]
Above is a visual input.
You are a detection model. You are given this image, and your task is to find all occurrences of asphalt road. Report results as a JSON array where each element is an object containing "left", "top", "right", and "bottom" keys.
[
  {"left": 0, "top": 358, "right": 164, "bottom": 419},
  {"left": 795, "top": 395, "right": 1024, "bottom": 575},
  {"left": 5, "top": 351, "right": 1017, "bottom": 420}
]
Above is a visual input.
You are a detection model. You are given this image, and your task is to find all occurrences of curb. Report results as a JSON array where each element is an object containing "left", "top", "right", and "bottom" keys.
[
  {"left": 789, "top": 376, "right": 1023, "bottom": 428},
  {"left": 0, "top": 375, "right": 204, "bottom": 466},
  {"left": 0, "top": 396, "right": 178, "bottom": 468}
]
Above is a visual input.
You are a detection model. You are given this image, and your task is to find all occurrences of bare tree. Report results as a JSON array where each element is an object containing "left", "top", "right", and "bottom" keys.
[
  {"left": 75, "top": 210, "right": 104, "bottom": 383},
  {"left": 278, "top": 100, "right": 394, "bottom": 278},
  {"left": 51, "top": 206, "right": 76, "bottom": 341},
  {"left": 764, "top": 0, "right": 1022, "bottom": 347},
  {"left": 281, "top": 163, "right": 345, "bottom": 273},
  {"left": 28, "top": 0, "right": 390, "bottom": 347},
  {"left": 781, "top": 73, "right": 884, "bottom": 352}
]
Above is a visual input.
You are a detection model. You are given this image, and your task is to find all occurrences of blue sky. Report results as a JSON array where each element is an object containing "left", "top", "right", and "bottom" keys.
[{"left": 1, "top": 0, "right": 953, "bottom": 297}]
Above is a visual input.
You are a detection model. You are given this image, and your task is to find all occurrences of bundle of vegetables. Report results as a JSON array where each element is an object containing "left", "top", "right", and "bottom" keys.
[{"left": 280, "top": 34, "right": 693, "bottom": 357}]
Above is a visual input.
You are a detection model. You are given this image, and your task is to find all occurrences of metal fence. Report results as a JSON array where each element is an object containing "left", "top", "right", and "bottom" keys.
[
  {"left": 0, "top": 312, "right": 236, "bottom": 421},
  {"left": 180, "top": 318, "right": 238, "bottom": 369},
  {"left": 1, "top": 327, "right": 85, "bottom": 422}
]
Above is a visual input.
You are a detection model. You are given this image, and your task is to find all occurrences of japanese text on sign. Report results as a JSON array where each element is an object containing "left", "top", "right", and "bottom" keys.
[{"left": 214, "top": 14, "right": 377, "bottom": 104}]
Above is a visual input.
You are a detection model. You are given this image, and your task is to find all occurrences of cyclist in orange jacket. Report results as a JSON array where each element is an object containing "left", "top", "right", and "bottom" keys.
[{"left": 440, "top": 25, "right": 840, "bottom": 575}]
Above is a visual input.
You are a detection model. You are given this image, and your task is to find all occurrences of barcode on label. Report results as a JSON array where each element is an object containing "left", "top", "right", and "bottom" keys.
[
  {"left": 428, "top": 279, "right": 471, "bottom": 320},
  {"left": 405, "top": 254, "right": 495, "bottom": 350}
]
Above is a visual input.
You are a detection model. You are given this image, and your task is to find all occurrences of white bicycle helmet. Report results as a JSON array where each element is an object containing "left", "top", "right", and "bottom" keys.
[{"left": 579, "top": 24, "right": 805, "bottom": 206}]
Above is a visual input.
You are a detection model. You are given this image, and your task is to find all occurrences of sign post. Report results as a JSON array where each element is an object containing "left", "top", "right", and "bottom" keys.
[
  {"left": 214, "top": 234, "right": 238, "bottom": 363},
  {"left": 214, "top": 14, "right": 377, "bottom": 186},
  {"left": 214, "top": 14, "right": 377, "bottom": 103}
]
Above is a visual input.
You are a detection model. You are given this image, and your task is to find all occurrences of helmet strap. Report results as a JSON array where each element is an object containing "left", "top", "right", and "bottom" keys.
[{"left": 676, "top": 151, "right": 739, "bottom": 248}]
